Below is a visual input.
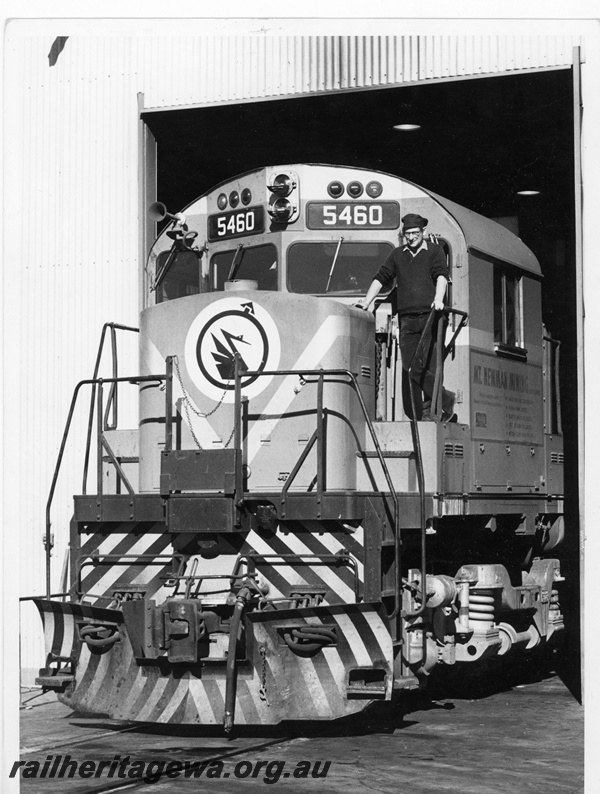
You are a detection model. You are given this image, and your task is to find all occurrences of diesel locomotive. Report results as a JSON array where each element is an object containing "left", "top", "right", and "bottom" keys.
[{"left": 35, "top": 164, "right": 565, "bottom": 729}]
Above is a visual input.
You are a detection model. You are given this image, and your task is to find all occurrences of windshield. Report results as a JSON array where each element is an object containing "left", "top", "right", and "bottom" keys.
[
  {"left": 155, "top": 250, "right": 202, "bottom": 304},
  {"left": 287, "top": 241, "right": 393, "bottom": 295},
  {"left": 212, "top": 244, "right": 278, "bottom": 291}
]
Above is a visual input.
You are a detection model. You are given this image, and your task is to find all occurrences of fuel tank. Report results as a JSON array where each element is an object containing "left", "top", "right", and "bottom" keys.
[{"left": 139, "top": 290, "right": 374, "bottom": 493}]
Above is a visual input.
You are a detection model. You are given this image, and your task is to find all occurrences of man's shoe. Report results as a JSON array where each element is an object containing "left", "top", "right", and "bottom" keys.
[{"left": 442, "top": 412, "right": 458, "bottom": 423}]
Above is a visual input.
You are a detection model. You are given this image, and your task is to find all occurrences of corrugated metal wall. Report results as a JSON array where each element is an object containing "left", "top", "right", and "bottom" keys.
[
  {"left": 5, "top": 30, "right": 581, "bottom": 679},
  {"left": 7, "top": 34, "right": 143, "bottom": 679},
  {"left": 138, "top": 35, "right": 581, "bottom": 108}
]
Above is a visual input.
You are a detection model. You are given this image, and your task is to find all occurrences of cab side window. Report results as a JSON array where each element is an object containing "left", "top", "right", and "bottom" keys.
[{"left": 494, "top": 265, "right": 525, "bottom": 358}]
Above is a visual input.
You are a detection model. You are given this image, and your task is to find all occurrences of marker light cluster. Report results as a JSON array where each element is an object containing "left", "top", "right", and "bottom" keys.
[
  {"left": 267, "top": 171, "right": 300, "bottom": 224},
  {"left": 327, "top": 179, "right": 383, "bottom": 199},
  {"left": 217, "top": 188, "right": 253, "bottom": 210}
]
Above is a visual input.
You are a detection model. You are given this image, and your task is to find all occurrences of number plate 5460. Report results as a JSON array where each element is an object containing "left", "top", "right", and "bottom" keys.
[
  {"left": 306, "top": 201, "right": 400, "bottom": 229},
  {"left": 208, "top": 207, "right": 265, "bottom": 241}
]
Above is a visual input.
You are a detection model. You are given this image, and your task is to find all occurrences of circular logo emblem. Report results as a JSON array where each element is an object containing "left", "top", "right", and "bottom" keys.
[{"left": 184, "top": 298, "right": 281, "bottom": 402}]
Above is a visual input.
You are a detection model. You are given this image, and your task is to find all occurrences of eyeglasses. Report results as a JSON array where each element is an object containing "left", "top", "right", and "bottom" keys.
[{"left": 404, "top": 230, "right": 423, "bottom": 237}]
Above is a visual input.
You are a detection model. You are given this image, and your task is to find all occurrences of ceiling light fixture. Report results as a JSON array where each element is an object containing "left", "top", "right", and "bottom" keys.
[
  {"left": 516, "top": 189, "right": 541, "bottom": 196},
  {"left": 393, "top": 123, "right": 421, "bottom": 131}
]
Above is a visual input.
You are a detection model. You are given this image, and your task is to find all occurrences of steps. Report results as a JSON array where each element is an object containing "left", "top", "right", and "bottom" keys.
[{"left": 357, "top": 421, "right": 441, "bottom": 493}]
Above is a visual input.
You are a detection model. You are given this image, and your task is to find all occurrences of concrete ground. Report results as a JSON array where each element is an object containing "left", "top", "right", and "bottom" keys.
[{"left": 18, "top": 669, "right": 584, "bottom": 793}]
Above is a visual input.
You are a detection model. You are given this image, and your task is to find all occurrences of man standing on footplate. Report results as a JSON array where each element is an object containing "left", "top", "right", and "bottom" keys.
[{"left": 357, "top": 213, "right": 456, "bottom": 422}]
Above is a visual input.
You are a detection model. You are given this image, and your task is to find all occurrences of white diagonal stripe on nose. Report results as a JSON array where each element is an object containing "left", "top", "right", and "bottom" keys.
[{"left": 247, "top": 315, "right": 350, "bottom": 464}]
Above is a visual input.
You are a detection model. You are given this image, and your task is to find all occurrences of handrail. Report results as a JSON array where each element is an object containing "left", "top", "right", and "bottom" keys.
[
  {"left": 280, "top": 429, "right": 318, "bottom": 498},
  {"left": 443, "top": 309, "right": 469, "bottom": 357},
  {"left": 76, "top": 552, "right": 185, "bottom": 598},
  {"left": 431, "top": 313, "right": 446, "bottom": 419},
  {"left": 554, "top": 339, "right": 562, "bottom": 435},
  {"left": 543, "top": 334, "right": 562, "bottom": 435},
  {"left": 45, "top": 373, "right": 165, "bottom": 598},
  {"left": 406, "top": 307, "right": 468, "bottom": 618},
  {"left": 233, "top": 365, "right": 401, "bottom": 619},
  {"left": 82, "top": 323, "right": 139, "bottom": 494},
  {"left": 233, "top": 355, "right": 243, "bottom": 516}
]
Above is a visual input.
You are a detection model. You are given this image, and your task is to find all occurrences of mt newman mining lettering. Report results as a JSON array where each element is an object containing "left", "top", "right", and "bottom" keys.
[{"left": 472, "top": 365, "right": 529, "bottom": 393}]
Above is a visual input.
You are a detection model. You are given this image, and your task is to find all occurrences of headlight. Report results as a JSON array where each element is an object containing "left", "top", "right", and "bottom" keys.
[
  {"left": 268, "top": 198, "right": 294, "bottom": 222},
  {"left": 268, "top": 173, "right": 294, "bottom": 196}
]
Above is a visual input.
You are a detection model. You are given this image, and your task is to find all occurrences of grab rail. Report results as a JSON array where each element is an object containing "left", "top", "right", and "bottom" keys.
[
  {"left": 82, "top": 323, "right": 139, "bottom": 495},
  {"left": 232, "top": 363, "right": 402, "bottom": 619},
  {"left": 543, "top": 334, "right": 562, "bottom": 435},
  {"left": 45, "top": 372, "right": 167, "bottom": 598},
  {"left": 407, "top": 306, "right": 468, "bottom": 617}
]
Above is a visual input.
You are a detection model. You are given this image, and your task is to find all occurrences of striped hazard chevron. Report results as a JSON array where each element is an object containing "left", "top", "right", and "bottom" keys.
[
  {"left": 37, "top": 600, "right": 391, "bottom": 724},
  {"left": 76, "top": 520, "right": 365, "bottom": 607},
  {"left": 241, "top": 521, "right": 365, "bottom": 605},
  {"left": 41, "top": 517, "right": 388, "bottom": 723},
  {"left": 33, "top": 599, "right": 123, "bottom": 662},
  {"left": 76, "top": 525, "right": 183, "bottom": 604}
]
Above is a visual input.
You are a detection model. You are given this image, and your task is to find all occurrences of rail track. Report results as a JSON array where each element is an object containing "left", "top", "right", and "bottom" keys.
[
  {"left": 20, "top": 692, "right": 300, "bottom": 793},
  {"left": 19, "top": 674, "right": 583, "bottom": 794}
]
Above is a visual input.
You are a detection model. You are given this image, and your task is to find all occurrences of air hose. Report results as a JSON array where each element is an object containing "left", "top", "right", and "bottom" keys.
[
  {"left": 282, "top": 625, "right": 336, "bottom": 654},
  {"left": 223, "top": 584, "right": 252, "bottom": 734},
  {"left": 79, "top": 624, "right": 120, "bottom": 649}
]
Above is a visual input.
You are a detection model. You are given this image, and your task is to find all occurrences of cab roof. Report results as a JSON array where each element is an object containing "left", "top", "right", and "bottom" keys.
[
  {"left": 427, "top": 189, "right": 542, "bottom": 277},
  {"left": 187, "top": 163, "right": 543, "bottom": 277}
]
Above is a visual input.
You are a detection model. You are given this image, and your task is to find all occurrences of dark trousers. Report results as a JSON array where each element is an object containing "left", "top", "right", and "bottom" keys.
[{"left": 399, "top": 313, "right": 452, "bottom": 420}]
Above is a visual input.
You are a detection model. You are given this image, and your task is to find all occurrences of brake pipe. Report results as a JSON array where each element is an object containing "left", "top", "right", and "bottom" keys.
[{"left": 223, "top": 583, "right": 252, "bottom": 734}]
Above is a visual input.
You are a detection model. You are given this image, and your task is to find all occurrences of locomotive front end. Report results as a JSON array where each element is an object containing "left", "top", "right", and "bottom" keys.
[{"left": 35, "top": 162, "right": 399, "bottom": 725}]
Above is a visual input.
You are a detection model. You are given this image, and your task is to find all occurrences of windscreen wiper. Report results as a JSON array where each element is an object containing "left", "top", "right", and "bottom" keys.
[
  {"left": 227, "top": 244, "right": 245, "bottom": 281},
  {"left": 151, "top": 228, "right": 200, "bottom": 292},
  {"left": 151, "top": 245, "right": 178, "bottom": 292},
  {"left": 325, "top": 237, "right": 344, "bottom": 292}
]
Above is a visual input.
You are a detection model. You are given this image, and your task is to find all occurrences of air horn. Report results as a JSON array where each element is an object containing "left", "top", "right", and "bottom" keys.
[{"left": 148, "top": 201, "right": 186, "bottom": 225}]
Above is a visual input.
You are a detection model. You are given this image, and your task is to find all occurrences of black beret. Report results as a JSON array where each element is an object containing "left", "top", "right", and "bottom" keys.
[{"left": 402, "top": 213, "right": 428, "bottom": 229}]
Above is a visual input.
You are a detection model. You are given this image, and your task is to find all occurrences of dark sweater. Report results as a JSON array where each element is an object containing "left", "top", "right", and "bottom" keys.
[{"left": 374, "top": 240, "right": 449, "bottom": 316}]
